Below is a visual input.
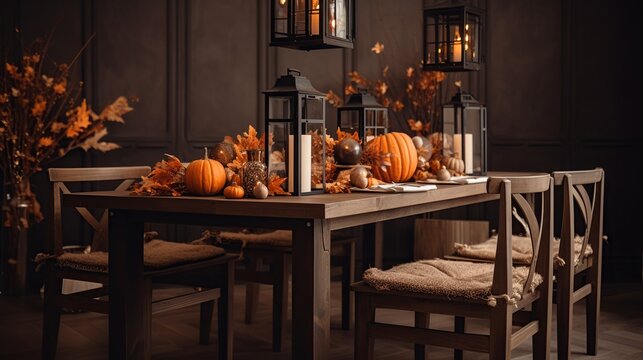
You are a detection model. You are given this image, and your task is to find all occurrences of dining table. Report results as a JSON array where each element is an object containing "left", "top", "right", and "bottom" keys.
[{"left": 62, "top": 179, "right": 501, "bottom": 359}]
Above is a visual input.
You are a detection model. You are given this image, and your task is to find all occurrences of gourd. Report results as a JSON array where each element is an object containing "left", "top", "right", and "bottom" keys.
[
  {"left": 437, "top": 166, "right": 451, "bottom": 181},
  {"left": 367, "top": 132, "right": 418, "bottom": 182},
  {"left": 445, "top": 157, "right": 465, "bottom": 174},
  {"left": 223, "top": 182, "right": 245, "bottom": 199},
  {"left": 253, "top": 182, "right": 269, "bottom": 199},
  {"left": 185, "top": 148, "right": 226, "bottom": 195},
  {"left": 349, "top": 166, "right": 369, "bottom": 189}
]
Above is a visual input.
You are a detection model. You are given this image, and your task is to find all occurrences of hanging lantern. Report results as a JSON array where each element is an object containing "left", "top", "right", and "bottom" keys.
[
  {"left": 423, "top": 5, "right": 483, "bottom": 72},
  {"left": 270, "top": 0, "right": 355, "bottom": 50},
  {"left": 264, "top": 68, "right": 326, "bottom": 195},
  {"left": 441, "top": 83, "right": 487, "bottom": 175},
  {"left": 337, "top": 87, "right": 388, "bottom": 143}
]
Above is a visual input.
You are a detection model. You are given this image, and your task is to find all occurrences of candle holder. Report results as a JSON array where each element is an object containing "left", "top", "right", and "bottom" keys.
[
  {"left": 337, "top": 87, "right": 388, "bottom": 144},
  {"left": 422, "top": 4, "right": 484, "bottom": 72},
  {"left": 440, "top": 83, "right": 487, "bottom": 175},
  {"left": 270, "top": 0, "right": 355, "bottom": 50},
  {"left": 263, "top": 68, "right": 326, "bottom": 195}
]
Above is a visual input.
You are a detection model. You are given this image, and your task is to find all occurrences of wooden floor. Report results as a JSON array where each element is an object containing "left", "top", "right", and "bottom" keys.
[{"left": 1, "top": 281, "right": 642, "bottom": 359}]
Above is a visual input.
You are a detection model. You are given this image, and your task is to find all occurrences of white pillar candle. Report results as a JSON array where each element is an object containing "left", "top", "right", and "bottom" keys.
[
  {"left": 453, "top": 133, "right": 462, "bottom": 160},
  {"left": 288, "top": 135, "right": 294, "bottom": 192},
  {"left": 464, "top": 133, "right": 473, "bottom": 174},
  {"left": 300, "top": 134, "right": 312, "bottom": 193}
]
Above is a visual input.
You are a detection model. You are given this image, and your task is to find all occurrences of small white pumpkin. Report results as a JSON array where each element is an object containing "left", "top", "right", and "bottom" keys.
[{"left": 445, "top": 157, "right": 465, "bottom": 174}]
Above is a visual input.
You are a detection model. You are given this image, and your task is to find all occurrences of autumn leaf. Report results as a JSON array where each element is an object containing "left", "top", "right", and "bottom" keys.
[
  {"left": 325, "top": 181, "right": 351, "bottom": 194},
  {"left": 131, "top": 154, "right": 186, "bottom": 197},
  {"left": 79, "top": 128, "right": 120, "bottom": 152},
  {"left": 336, "top": 128, "right": 359, "bottom": 143},
  {"left": 371, "top": 42, "right": 384, "bottom": 54},
  {"left": 66, "top": 99, "right": 92, "bottom": 138},
  {"left": 99, "top": 96, "right": 132, "bottom": 123},
  {"left": 38, "top": 137, "right": 54, "bottom": 148},
  {"left": 31, "top": 96, "right": 46, "bottom": 117},
  {"left": 326, "top": 90, "right": 342, "bottom": 107},
  {"left": 407, "top": 118, "right": 423, "bottom": 132},
  {"left": 267, "top": 174, "right": 290, "bottom": 196}
]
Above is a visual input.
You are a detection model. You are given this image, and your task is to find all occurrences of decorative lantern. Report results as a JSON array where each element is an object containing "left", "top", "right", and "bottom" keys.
[
  {"left": 270, "top": 0, "right": 354, "bottom": 50},
  {"left": 441, "top": 83, "right": 487, "bottom": 175},
  {"left": 264, "top": 68, "right": 326, "bottom": 195},
  {"left": 423, "top": 5, "right": 483, "bottom": 72},
  {"left": 337, "top": 88, "right": 388, "bottom": 143}
]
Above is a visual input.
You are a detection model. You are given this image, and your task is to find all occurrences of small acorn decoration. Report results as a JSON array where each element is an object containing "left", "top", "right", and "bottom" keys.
[
  {"left": 253, "top": 182, "right": 269, "bottom": 199},
  {"left": 349, "top": 165, "right": 369, "bottom": 189}
]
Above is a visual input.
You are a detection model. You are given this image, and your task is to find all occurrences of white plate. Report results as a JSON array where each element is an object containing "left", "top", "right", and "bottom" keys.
[{"left": 417, "top": 176, "right": 488, "bottom": 185}]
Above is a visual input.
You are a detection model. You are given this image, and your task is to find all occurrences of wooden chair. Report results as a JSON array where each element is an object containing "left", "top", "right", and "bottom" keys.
[
  {"left": 40, "top": 167, "right": 237, "bottom": 360},
  {"left": 553, "top": 169, "right": 604, "bottom": 359},
  {"left": 352, "top": 174, "right": 554, "bottom": 359},
  {"left": 214, "top": 230, "right": 356, "bottom": 352}
]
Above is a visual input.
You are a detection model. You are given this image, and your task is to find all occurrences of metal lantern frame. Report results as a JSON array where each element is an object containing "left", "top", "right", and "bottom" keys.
[
  {"left": 337, "top": 88, "right": 389, "bottom": 143},
  {"left": 270, "top": 0, "right": 355, "bottom": 50},
  {"left": 441, "top": 87, "right": 487, "bottom": 175},
  {"left": 423, "top": 5, "right": 484, "bottom": 72},
  {"left": 263, "top": 68, "right": 326, "bottom": 196}
]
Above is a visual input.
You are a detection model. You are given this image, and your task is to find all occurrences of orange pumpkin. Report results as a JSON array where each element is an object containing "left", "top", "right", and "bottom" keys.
[
  {"left": 368, "top": 132, "right": 418, "bottom": 182},
  {"left": 185, "top": 148, "right": 226, "bottom": 195},
  {"left": 223, "top": 182, "right": 245, "bottom": 199}
]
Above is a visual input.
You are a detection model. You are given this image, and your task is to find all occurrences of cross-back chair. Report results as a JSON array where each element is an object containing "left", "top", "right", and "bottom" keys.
[
  {"left": 352, "top": 174, "right": 554, "bottom": 359},
  {"left": 41, "top": 166, "right": 237, "bottom": 360},
  {"left": 553, "top": 168, "right": 604, "bottom": 359}
]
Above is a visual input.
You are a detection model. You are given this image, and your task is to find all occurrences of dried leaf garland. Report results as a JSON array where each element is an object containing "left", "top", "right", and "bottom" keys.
[{"left": 325, "top": 181, "right": 351, "bottom": 194}]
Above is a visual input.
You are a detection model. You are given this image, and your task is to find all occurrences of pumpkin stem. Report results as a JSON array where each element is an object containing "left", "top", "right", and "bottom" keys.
[{"left": 204, "top": 147, "right": 209, "bottom": 159}]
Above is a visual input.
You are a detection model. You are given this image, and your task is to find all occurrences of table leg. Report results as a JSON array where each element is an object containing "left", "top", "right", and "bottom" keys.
[
  {"left": 108, "top": 210, "right": 147, "bottom": 359},
  {"left": 362, "top": 222, "right": 383, "bottom": 275},
  {"left": 292, "top": 219, "right": 330, "bottom": 360}
]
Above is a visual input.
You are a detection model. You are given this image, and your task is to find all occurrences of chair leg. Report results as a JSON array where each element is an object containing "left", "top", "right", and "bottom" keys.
[
  {"left": 414, "top": 312, "right": 430, "bottom": 360},
  {"left": 199, "top": 300, "right": 215, "bottom": 345},
  {"left": 355, "top": 292, "right": 374, "bottom": 360},
  {"left": 556, "top": 267, "right": 574, "bottom": 360},
  {"left": 245, "top": 283, "right": 259, "bottom": 324},
  {"left": 218, "top": 261, "right": 234, "bottom": 360},
  {"left": 341, "top": 241, "right": 356, "bottom": 330},
  {"left": 586, "top": 263, "right": 601, "bottom": 355},
  {"left": 272, "top": 254, "right": 290, "bottom": 352},
  {"left": 42, "top": 272, "right": 63, "bottom": 360},
  {"left": 489, "top": 302, "right": 512, "bottom": 360},
  {"left": 454, "top": 316, "right": 465, "bottom": 360}
]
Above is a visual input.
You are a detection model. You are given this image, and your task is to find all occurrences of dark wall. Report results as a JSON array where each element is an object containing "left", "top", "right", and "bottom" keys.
[{"left": 3, "top": 0, "right": 641, "bottom": 283}]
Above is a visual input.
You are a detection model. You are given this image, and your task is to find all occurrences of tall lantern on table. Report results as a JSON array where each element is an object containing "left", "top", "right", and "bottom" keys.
[
  {"left": 264, "top": 68, "right": 326, "bottom": 195},
  {"left": 337, "top": 87, "right": 389, "bottom": 144},
  {"left": 441, "top": 83, "right": 487, "bottom": 175},
  {"left": 270, "top": 0, "right": 355, "bottom": 50},
  {"left": 422, "top": 5, "right": 483, "bottom": 72}
]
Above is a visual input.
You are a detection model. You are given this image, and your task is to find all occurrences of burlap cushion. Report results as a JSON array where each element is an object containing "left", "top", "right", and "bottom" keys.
[
  {"left": 363, "top": 259, "right": 542, "bottom": 303},
  {"left": 453, "top": 234, "right": 593, "bottom": 265},
  {"left": 218, "top": 230, "right": 292, "bottom": 247},
  {"left": 56, "top": 239, "right": 225, "bottom": 273}
]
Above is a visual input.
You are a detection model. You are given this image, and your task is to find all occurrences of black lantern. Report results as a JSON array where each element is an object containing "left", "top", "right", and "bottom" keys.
[
  {"left": 441, "top": 84, "right": 487, "bottom": 175},
  {"left": 423, "top": 5, "right": 483, "bottom": 72},
  {"left": 270, "top": 0, "right": 354, "bottom": 50},
  {"left": 337, "top": 88, "right": 388, "bottom": 143},
  {"left": 264, "top": 68, "right": 326, "bottom": 195}
]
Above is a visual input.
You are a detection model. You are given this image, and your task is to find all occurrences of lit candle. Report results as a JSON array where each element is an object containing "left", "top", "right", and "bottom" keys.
[
  {"left": 311, "top": 0, "right": 320, "bottom": 35},
  {"left": 453, "top": 28, "right": 462, "bottom": 62}
]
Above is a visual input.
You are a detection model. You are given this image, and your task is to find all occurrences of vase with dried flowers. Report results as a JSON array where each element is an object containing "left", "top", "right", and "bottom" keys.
[
  {"left": 327, "top": 41, "right": 451, "bottom": 180},
  {"left": 0, "top": 36, "right": 132, "bottom": 293}
]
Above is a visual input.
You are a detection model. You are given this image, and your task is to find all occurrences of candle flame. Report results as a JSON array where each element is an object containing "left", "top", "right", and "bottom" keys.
[
  {"left": 331, "top": 19, "right": 336, "bottom": 29},
  {"left": 279, "top": 0, "right": 286, "bottom": 5},
  {"left": 465, "top": 24, "right": 469, "bottom": 31}
]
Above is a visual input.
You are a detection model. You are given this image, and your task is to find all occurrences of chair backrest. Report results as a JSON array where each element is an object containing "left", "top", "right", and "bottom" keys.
[
  {"left": 552, "top": 168, "right": 604, "bottom": 267},
  {"left": 48, "top": 166, "right": 150, "bottom": 255},
  {"left": 487, "top": 174, "right": 553, "bottom": 299}
]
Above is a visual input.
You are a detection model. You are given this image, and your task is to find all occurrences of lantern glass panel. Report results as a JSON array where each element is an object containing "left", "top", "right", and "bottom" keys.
[
  {"left": 450, "top": 23, "right": 463, "bottom": 63},
  {"left": 274, "top": 0, "right": 288, "bottom": 37},
  {"left": 339, "top": 110, "right": 360, "bottom": 133},
  {"left": 465, "top": 15, "right": 480, "bottom": 63},
  {"left": 301, "top": 95, "right": 324, "bottom": 119},
  {"left": 269, "top": 96, "right": 292, "bottom": 119},
  {"left": 268, "top": 122, "right": 292, "bottom": 191},
  {"left": 327, "top": 0, "right": 348, "bottom": 39},
  {"left": 302, "top": 122, "right": 325, "bottom": 191},
  {"left": 376, "top": 110, "right": 387, "bottom": 127},
  {"left": 463, "top": 106, "right": 484, "bottom": 174}
]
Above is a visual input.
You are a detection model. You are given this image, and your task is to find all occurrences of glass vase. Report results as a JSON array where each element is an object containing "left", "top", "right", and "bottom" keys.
[{"left": 241, "top": 149, "right": 267, "bottom": 196}]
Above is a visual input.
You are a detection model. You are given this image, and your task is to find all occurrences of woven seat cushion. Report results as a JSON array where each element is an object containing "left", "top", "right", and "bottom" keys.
[
  {"left": 363, "top": 259, "right": 542, "bottom": 303},
  {"left": 218, "top": 230, "right": 292, "bottom": 247},
  {"left": 56, "top": 240, "right": 225, "bottom": 273},
  {"left": 453, "top": 234, "right": 593, "bottom": 266}
]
